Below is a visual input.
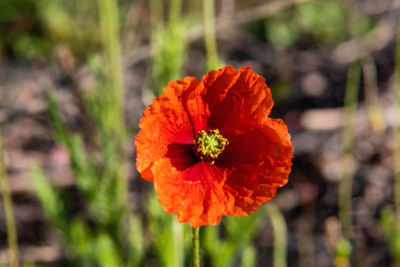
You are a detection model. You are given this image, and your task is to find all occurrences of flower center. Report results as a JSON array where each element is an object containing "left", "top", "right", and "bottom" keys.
[{"left": 194, "top": 129, "right": 228, "bottom": 164}]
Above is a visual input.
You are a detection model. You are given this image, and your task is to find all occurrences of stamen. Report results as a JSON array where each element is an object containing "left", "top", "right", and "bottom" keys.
[{"left": 194, "top": 129, "right": 228, "bottom": 164}]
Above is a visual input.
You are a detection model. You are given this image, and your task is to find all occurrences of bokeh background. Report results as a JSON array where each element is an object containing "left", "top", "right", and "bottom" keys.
[{"left": 1, "top": 0, "right": 400, "bottom": 266}]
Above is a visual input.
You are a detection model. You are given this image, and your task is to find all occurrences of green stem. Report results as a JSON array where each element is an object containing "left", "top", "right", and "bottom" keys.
[
  {"left": 96, "top": 0, "right": 124, "bottom": 139},
  {"left": 266, "top": 204, "right": 287, "bottom": 267},
  {"left": 169, "top": 0, "right": 182, "bottom": 27},
  {"left": 203, "top": 0, "right": 219, "bottom": 71},
  {"left": 150, "top": 0, "right": 162, "bottom": 28},
  {"left": 173, "top": 219, "right": 184, "bottom": 267},
  {"left": 362, "top": 55, "right": 384, "bottom": 134},
  {"left": 394, "top": 18, "right": 400, "bottom": 218},
  {"left": 0, "top": 131, "right": 19, "bottom": 267},
  {"left": 192, "top": 227, "right": 200, "bottom": 267},
  {"left": 96, "top": 0, "right": 127, "bottom": 256},
  {"left": 339, "top": 61, "right": 360, "bottom": 239}
]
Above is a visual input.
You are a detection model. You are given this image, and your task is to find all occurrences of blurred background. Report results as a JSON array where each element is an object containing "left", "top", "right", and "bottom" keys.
[{"left": 1, "top": 0, "right": 400, "bottom": 266}]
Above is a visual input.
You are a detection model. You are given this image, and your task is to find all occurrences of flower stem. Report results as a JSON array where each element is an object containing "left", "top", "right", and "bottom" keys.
[
  {"left": 0, "top": 131, "right": 19, "bottom": 267},
  {"left": 96, "top": 0, "right": 125, "bottom": 140},
  {"left": 173, "top": 219, "right": 184, "bottom": 267},
  {"left": 394, "top": 17, "right": 400, "bottom": 218},
  {"left": 203, "top": 0, "right": 220, "bottom": 71},
  {"left": 361, "top": 55, "right": 384, "bottom": 134},
  {"left": 339, "top": 61, "right": 360, "bottom": 239},
  {"left": 192, "top": 227, "right": 200, "bottom": 267},
  {"left": 266, "top": 204, "right": 287, "bottom": 267}
]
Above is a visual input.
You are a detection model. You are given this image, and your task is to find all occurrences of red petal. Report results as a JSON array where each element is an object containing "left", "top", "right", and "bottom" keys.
[
  {"left": 217, "top": 118, "right": 293, "bottom": 216},
  {"left": 182, "top": 66, "right": 241, "bottom": 133},
  {"left": 208, "top": 67, "right": 274, "bottom": 136},
  {"left": 152, "top": 159, "right": 228, "bottom": 227},
  {"left": 182, "top": 66, "right": 274, "bottom": 136},
  {"left": 135, "top": 77, "right": 200, "bottom": 181}
]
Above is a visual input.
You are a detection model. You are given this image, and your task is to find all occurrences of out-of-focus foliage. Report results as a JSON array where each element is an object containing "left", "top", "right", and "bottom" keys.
[
  {"left": 0, "top": 0, "right": 50, "bottom": 59},
  {"left": 250, "top": 0, "right": 375, "bottom": 49},
  {"left": 0, "top": 0, "right": 132, "bottom": 60},
  {"left": 334, "top": 238, "right": 352, "bottom": 266},
  {"left": 150, "top": 0, "right": 187, "bottom": 96},
  {"left": 29, "top": 0, "right": 139, "bottom": 265},
  {"left": 381, "top": 207, "right": 400, "bottom": 262},
  {"left": 269, "top": 79, "right": 292, "bottom": 103},
  {"left": 0, "top": 0, "right": 98, "bottom": 60},
  {"left": 384, "top": 17, "right": 400, "bottom": 265},
  {"left": 147, "top": 192, "right": 191, "bottom": 267},
  {"left": 32, "top": 89, "right": 137, "bottom": 266},
  {"left": 203, "top": 211, "right": 261, "bottom": 267}
]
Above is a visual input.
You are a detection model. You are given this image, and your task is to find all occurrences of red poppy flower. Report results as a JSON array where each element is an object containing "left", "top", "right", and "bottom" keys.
[{"left": 135, "top": 66, "right": 293, "bottom": 227}]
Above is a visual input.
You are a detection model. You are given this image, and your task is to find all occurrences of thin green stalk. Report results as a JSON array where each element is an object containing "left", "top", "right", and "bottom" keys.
[
  {"left": 240, "top": 245, "right": 256, "bottom": 267},
  {"left": 96, "top": 0, "right": 124, "bottom": 138},
  {"left": 169, "top": 0, "right": 182, "bottom": 27},
  {"left": 203, "top": 0, "right": 220, "bottom": 71},
  {"left": 362, "top": 55, "right": 384, "bottom": 134},
  {"left": 394, "top": 17, "right": 400, "bottom": 218},
  {"left": 266, "top": 204, "right": 287, "bottom": 267},
  {"left": 150, "top": 0, "right": 186, "bottom": 95},
  {"left": 173, "top": 219, "right": 184, "bottom": 267},
  {"left": 150, "top": 0, "right": 162, "bottom": 28},
  {"left": 96, "top": 0, "right": 127, "bottom": 258},
  {"left": 339, "top": 61, "right": 360, "bottom": 239},
  {"left": 0, "top": 132, "right": 19, "bottom": 267},
  {"left": 192, "top": 227, "right": 200, "bottom": 267}
]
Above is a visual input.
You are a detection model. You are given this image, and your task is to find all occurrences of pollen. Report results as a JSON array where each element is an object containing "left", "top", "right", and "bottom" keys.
[{"left": 194, "top": 129, "right": 229, "bottom": 164}]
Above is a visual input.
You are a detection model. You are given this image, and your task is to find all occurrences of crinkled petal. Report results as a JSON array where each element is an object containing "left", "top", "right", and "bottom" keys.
[
  {"left": 152, "top": 117, "right": 292, "bottom": 226},
  {"left": 183, "top": 66, "right": 239, "bottom": 132},
  {"left": 183, "top": 66, "right": 274, "bottom": 136},
  {"left": 208, "top": 66, "right": 274, "bottom": 136},
  {"left": 135, "top": 77, "right": 200, "bottom": 181},
  {"left": 217, "top": 118, "right": 293, "bottom": 216},
  {"left": 152, "top": 158, "right": 229, "bottom": 227}
]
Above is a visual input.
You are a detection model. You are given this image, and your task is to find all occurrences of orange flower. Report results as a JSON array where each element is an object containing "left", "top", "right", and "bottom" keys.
[{"left": 135, "top": 66, "right": 293, "bottom": 227}]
